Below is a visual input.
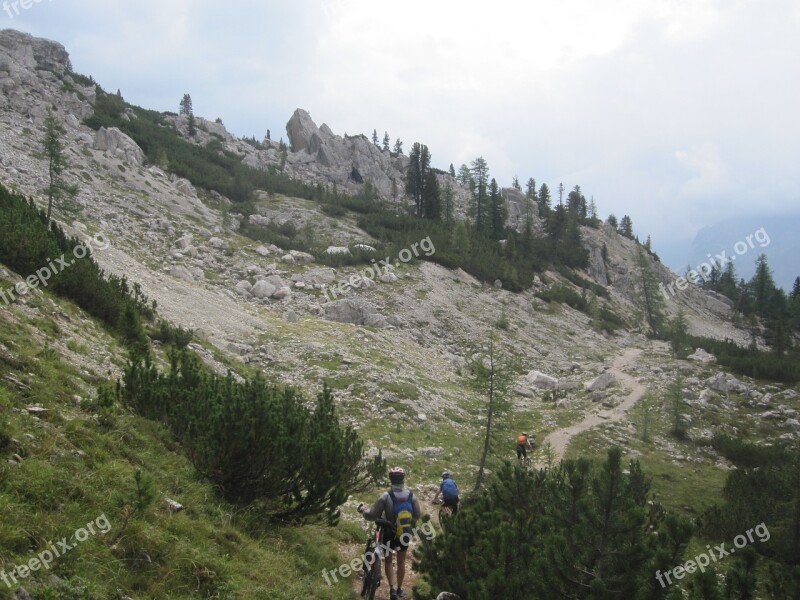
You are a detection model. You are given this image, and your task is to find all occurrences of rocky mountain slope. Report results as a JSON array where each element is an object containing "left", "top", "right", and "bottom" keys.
[{"left": 1, "top": 28, "right": 799, "bottom": 598}]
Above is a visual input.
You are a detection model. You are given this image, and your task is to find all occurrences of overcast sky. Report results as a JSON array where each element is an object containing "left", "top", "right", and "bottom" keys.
[{"left": 6, "top": 0, "right": 800, "bottom": 269}]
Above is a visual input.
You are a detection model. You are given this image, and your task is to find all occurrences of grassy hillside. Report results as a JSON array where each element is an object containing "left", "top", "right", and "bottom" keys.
[{"left": 0, "top": 265, "right": 361, "bottom": 599}]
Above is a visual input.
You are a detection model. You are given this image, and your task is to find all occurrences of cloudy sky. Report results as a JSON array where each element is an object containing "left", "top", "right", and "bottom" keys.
[{"left": 6, "top": 0, "right": 800, "bottom": 271}]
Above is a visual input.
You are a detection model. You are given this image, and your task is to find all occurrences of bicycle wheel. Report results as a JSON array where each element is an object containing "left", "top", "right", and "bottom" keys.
[
  {"left": 361, "top": 543, "right": 381, "bottom": 599},
  {"left": 438, "top": 506, "right": 453, "bottom": 533}
]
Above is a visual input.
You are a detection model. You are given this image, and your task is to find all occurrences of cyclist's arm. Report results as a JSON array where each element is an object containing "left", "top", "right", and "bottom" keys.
[
  {"left": 360, "top": 494, "right": 387, "bottom": 522},
  {"left": 433, "top": 489, "right": 441, "bottom": 503}
]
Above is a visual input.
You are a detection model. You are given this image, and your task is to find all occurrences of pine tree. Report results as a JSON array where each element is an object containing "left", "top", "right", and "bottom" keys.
[
  {"left": 750, "top": 254, "right": 777, "bottom": 318},
  {"left": 488, "top": 177, "right": 506, "bottom": 239},
  {"left": 382, "top": 131, "right": 390, "bottom": 152},
  {"left": 406, "top": 142, "right": 429, "bottom": 218},
  {"left": 512, "top": 175, "right": 521, "bottom": 191},
  {"left": 537, "top": 183, "right": 551, "bottom": 216},
  {"left": 372, "top": 129, "right": 379, "bottom": 146},
  {"left": 393, "top": 138, "right": 403, "bottom": 155},
  {"left": 525, "top": 177, "right": 537, "bottom": 201},
  {"left": 619, "top": 215, "right": 634, "bottom": 238},
  {"left": 669, "top": 308, "right": 689, "bottom": 358},
  {"left": 468, "top": 335, "right": 515, "bottom": 490},
  {"left": 449, "top": 163, "right": 456, "bottom": 178},
  {"left": 179, "top": 93, "right": 193, "bottom": 116},
  {"left": 457, "top": 163, "right": 472, "bottom": 186},
  {"left": 470, "top": 157, "right": 490, "bottom": 235},
  {"left": 423, "top": 170, "right": 442, "bottom": 221},
  {"left": 557, "top": 182, "right": 565, "bottom": 206},
  {"left": 43, "top": 110, "right": 76, "bottom": 223},
  {"left": 637, "top": 248, "right": 666, "bottom": 336},
  {"left": 416, "top": 448, "right": 693, "bottom": 600},
  {"left": 442, "top": 180, "right": 455, "bottom": 222},
  {"left": 607, "top": 214, "right": 618, "bottom": 229}
]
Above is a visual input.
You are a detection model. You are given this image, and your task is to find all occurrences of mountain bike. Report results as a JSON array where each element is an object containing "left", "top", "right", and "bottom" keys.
[
  {"left": 434, "top": 499, "right": 459, "bottom": 533},
  {"left": 358, "top": 510, "right": 394, "bottom": 600}
]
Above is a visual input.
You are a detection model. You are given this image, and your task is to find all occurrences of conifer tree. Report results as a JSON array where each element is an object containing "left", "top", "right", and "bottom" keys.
[
  {"left": 470, "top": 157, "right": 490, "bottom": 235},
  {"left": 607, "top": 214, "right": 619, "bottom": 230},
  {"left": 442, "top": 180, "right": 455, "bottom": 222},
  {"left": 393, "top": 138, "right": 403, "bottom": 155},
  {"left": 457, "top": 163, "right": 472, "bottom": 186},
  {"left": 619, "top": 215, "right": 634, "bottom": 238},
  {"left": 179, "top": 93, "right": 193, "bottom": 116},
  {"left": 468, "top": 334, "right": 515, "bottom": 490},
  {"left": 43, "top": 109, "right": 77, "bottom": 223},
  {"left": 423, "top": 169, "right": 442, "bottom": 221},
  {"left": 372, "top": 129, "right": 379, "bottom": 146},
  {"left": 382, "top": 131, "right": 390, "bottom": 151},
  {"left": 488, "top": 177, "right": 506, "bottom": 239},
  {"left": 537, "top": 183, "right": 551, "bottom": 216},
  {"left": 449, "top": 163, "right": 456, "bottom": 178},
  {"left": 637, "top": 248, "right": 666, "bottom": 336}
]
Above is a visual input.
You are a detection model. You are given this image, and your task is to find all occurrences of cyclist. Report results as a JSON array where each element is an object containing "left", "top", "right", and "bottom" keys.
[
  {"left": 516, "top": 432, "right": 534, "bottom": 465},
  {"left": 432, "top": 471, "right": 460, "bottom": 515},
  {"left": 358, "top": 466, "right": 421, "bottom": 600}
]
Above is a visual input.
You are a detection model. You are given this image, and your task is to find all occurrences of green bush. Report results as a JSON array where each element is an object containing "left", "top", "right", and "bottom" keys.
[
  {"left": 688, "top": 335, "right": 800, "bottom": 382},
  {"left": 536, "top": 284, "right": 588, "bottom": 312},
  {"left": 120, "top": 351, "right": 385, "bottom": 523},
  {"left": 0, "top": 184, "right": 151, "bottom": 355}
]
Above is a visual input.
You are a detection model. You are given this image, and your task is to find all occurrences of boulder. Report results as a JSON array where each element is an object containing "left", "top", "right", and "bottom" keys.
[
  {"left": 688, "top": 348, "right": 716, "bottom": 363},
  {"left": 584, "top": 372, "right": 616, "bottom": 393},
  {"left": 234, "top": 280, "right": 252, "bottom": 296},
  {"left": 417, "top": 447, "right": 444, "bottom": 458},
  {"left": 323, "top": 298, "right": 388, "bottom": 328},
  {"left": 303, "top": 267, "right": 336, "bottom": 286},
  {"left": 524, "top": 371, "right": 558, "bottom": 390},
  {"left": 255, "top": 245, "right": 271, "bottom": 257},
  {"left": 93, "top": 127, "right": 145, "bottom": 165},
  {"left": 249, "top": 214, "right": 270, "bottom": 227},
  {"left": 169, "top": 266, "right": 194, "bottom": 282},
  {"left": 251, "top": 280, "right": 277, "bottom": 299},
  {"left": 380, "top": 272, "right": 399, "bottom": 283},
  {"left": 174, "top": 235, "right": 193, "bottom": 250},
  {"left": 272, "top": 286, "right": 292, "bottom": 300},
  {"left": 705, "top": 372, "right": 749, "bottom": 395},
  {"left": 289, "top": 250, "right": 315, "bottom": 263},
  {"left": 208, "top": 237, "right": 229, "bottom": 250}
]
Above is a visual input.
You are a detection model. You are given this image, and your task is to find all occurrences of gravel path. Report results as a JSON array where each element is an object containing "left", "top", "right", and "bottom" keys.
[{"left": 536, "top": 346, "right": 646, "bottom": 466}]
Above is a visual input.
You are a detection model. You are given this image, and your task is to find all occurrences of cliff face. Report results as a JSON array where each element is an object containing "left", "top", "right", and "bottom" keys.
[{"left": 282, "top": 108, "right": 409, "bottom": 200}]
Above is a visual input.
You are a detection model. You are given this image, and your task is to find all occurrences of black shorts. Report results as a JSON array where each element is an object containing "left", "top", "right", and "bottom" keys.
[
  {"left": 389, "top": 536, "right": 411, "bottom": 552},
  {"left": 443, "top": 496, "right": 459, "bottom": 514},
  {"left": 517, "top": 444, "right": 527, "bottom": 458}
]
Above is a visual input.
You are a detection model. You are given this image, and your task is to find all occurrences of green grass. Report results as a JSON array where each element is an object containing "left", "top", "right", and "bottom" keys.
[{"left": 0, "top": 281, "right": 358, "bottom": 599}]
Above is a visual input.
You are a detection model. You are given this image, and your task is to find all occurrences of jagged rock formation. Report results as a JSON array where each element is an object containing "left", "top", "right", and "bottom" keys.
[{"left": 284, "top": 108, "right": 409, "bottom": 200}]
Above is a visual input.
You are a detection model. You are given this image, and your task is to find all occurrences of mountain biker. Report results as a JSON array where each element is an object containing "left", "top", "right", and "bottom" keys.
[
  {"left": 432, "top": 471, "right": 460, "bottom": 515},
  {"left": 517, "top": 432, "right": 534, "bottom": 464},
  {"left": 358, "top": 466, "right": 421, "bottom": 600}
]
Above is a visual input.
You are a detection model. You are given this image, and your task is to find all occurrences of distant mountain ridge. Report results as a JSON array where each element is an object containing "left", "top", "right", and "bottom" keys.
[{"left": 682, "top": 215, "right": 800, "bottom": 290}]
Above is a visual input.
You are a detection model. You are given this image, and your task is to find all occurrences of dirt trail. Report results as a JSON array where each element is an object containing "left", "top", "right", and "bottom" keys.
[{"left": 535, "top": 347, "right": 646, "bottom": 467}]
